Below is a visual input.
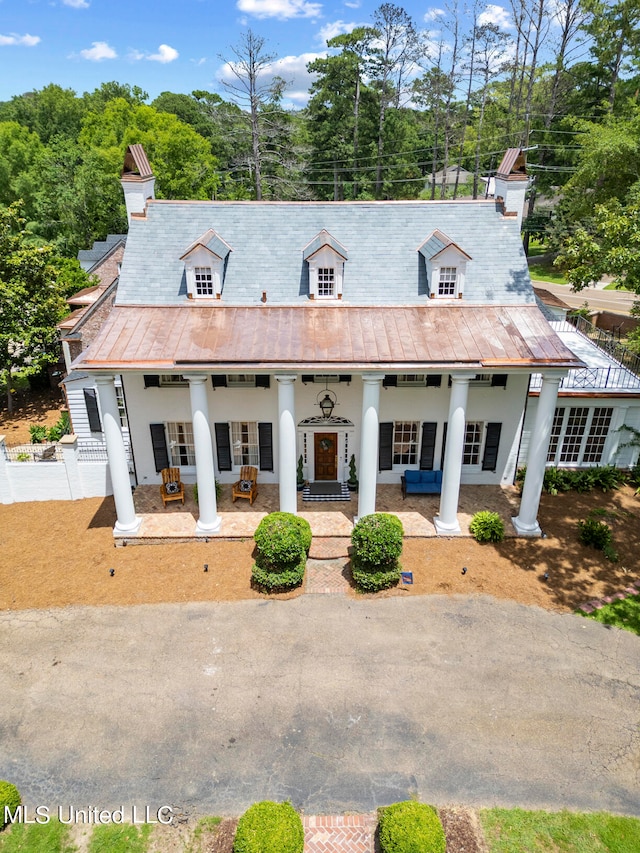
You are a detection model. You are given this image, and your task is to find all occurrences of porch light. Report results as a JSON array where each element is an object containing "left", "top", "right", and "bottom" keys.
[{"left": 319, "top": 393, "right": 335, "bottom": 418}]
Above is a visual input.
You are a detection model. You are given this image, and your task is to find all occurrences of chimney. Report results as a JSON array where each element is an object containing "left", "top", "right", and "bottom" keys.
[
  {"left": 494, "top": 148, "right": 528, "bottom": 230},
  {"left": 120, "top": 144, "right": 155, "bottom": 223}
]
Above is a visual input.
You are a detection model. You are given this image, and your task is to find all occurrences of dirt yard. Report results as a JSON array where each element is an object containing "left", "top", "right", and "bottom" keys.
[
  {"left": 0, "top": 388, "right": 66, "bottom": 444},
  {"left": 0, "top": 485, "right": 637, "bottom": 613}
]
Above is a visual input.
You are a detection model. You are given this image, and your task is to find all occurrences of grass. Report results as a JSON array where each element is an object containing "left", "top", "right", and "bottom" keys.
[
  {"left": 527, "top": 263, "right": 569, "bottom": 284},
  {"left": 0, "top": 819, "right": 77, "bottom": 852},
  {"left": 603, "top": 282, "right": 633, "bottom": 292},
  {"left": 480, "top": 808, "right": 640, "bottom": 852},
  {"left": 186, "top": 816, "right": 223, "bottom": 852},
  {"left": 579, "top": 593, "right": 640, "bottom": 636},
  {"left": 87, "top": 823, "right": 151, "bottom": 853}
]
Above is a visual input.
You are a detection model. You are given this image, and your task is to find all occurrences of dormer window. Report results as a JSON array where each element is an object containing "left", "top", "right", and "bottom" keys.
[
  {"left": 181, "top": 229, "right": 232, "bottom": 300},
  {"left": 303, "top": 230, "right": 348, "bottom": 301},
  {"left": 418, "top": 230, "right": 471, "bottom": 300}
]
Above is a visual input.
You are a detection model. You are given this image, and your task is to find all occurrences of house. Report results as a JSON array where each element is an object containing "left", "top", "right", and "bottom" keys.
[{"left": 66, "top": 146, "right": 640, "bottom": 539}]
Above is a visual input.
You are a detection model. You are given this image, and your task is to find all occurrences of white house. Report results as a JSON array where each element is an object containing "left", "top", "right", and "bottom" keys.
[{"left": 64, "top": 146, "right": 639, "bottom": 539}]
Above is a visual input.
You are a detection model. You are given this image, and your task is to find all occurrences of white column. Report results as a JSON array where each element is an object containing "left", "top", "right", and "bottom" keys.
[
  {"left": 357, "top": 373, "right": 384, "bottom": 520},
  {"left": 95, "top": 375, "right": 140, "bottom": 534},
  {"left": 60, "top": 434, "right": 83, "bottom": 500},
  {"left": 185, "top": 374, "right": 221, "bottom": 535},
  {"left": 513, "top": 371, "right": 565, "bottom": 536},
  {"left": 0, "top": 436, "right": 13, "bottom": 505},
  {"left": 435, "top": 373, "right": 475, "bottom": 535},
  {"left": 276, "top": 374, "right": 297, "bottom": 514}
]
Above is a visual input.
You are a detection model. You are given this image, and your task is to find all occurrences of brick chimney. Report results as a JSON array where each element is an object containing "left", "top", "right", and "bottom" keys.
[{"left": 494, "top": 148, "right": 528, "bottom": 230}]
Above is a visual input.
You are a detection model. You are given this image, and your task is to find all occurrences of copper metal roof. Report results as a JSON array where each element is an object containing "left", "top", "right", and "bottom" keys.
[
  {"left": 121, "top": 144, "right": 153, "bottom": 181},
  {"left": 496, "top": 148, "right": 527, "bottom": 181},
  {"left": 75, "top": 304, "right": 583, "bottom": 372}
]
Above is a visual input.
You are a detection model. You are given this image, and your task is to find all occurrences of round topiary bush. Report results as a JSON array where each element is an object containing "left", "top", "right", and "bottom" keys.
[
  {"left": 233, "top": 800, "right": 304, "bottom": 853},
  {"left": 0, "top": 781, "right": 21, "bottom": 828},
  {"left": 469, "top": 510, "right": 505, "bottom": 543},
  {"left": 252, "top": 512, "right": 311, "bottom": 591},
  {"left": 351, "top": 513, "right": 403, "bottom": 592},
  {"left": 378, "top": 801, "right": 446, "bottom": 853}
]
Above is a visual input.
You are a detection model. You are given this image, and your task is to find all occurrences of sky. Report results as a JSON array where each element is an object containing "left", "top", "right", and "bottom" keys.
[{"left": 0, "top": 0, "right": 523, "bottom": 108}]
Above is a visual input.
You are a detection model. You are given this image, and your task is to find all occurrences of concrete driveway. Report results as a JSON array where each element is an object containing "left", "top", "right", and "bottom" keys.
[{"left": 1, "top": 596, "right": 639, "bottom": 818}]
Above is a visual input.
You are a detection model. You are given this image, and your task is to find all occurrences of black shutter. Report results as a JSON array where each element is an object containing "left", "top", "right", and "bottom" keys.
[
  {"left": 379, "top": 422, "right": 393, "bottom": 471},
  {"left": 211, "top": 375, "right": 227, "bottom": 388},
  {"left": 84, "top": 388, "right": 102, "bottom": 432},
  {"left": 301, "top": 375, "right": 315, "bottom": 384},
  {"left": 426, "top": 375, "right": 442, "bottom": 387},
  {"left": 214, "top": 422, "right": 232, "bottom": 471},
  {"left": 143, "top": 375, "right": 160, "bottom": 388},
  {"left": 482, "top": 423, "right": 502, "bottom": 471},
  {"left": 491, "top": 374, "right": 508, "bottom": 388},
  {"left": 383, "top": 375, "right": 397, "bottom": 388},
  {"left": 440, "top": 422, "right": 448, "bottom": 470},
  {"left": 258, "top": 423, "right": 273, "bottom": 471},
  {"left": 339, "top": 375, "right": 352, "bottom": 383},
  {"left": 419, "top": 422, "right": 437, "bottom": 470},
  {"left": 149, "top": 423, "right": 169, "bottom": 472},
  {"left": 255, "top": 375, "right": 270, "bottom": 388}
]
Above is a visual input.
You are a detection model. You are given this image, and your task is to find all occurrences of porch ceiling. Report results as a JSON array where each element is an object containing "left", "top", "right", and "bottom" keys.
[{"left": 75, "top": 304, "right": 583, "bottom": 372}]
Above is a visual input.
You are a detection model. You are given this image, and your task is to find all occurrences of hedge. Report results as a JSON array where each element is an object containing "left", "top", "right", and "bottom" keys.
[
  {"left": 351, "top": 513, "right": 403, "bottom": 592},
  {"left": 378, "top": 801, "right": 446, "bottom": 853},
  {"left": 233, "top": 801, "right": 304, "bottom": 853},
  {"left": 0, "top": 781, "right": 21, "bottom": 828}
]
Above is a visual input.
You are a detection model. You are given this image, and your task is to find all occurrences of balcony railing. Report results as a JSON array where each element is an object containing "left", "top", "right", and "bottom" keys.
[
  {"left": 530, "top": 366, "right": 640, "bottom": 392},
  {"left": 565, "top": 315, "right": 640, "bottom": 377}
]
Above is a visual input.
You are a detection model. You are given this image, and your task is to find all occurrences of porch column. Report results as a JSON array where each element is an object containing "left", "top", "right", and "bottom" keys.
[
  {"left": 357, "top": 372, "right": 384, "bottom": 520},
  {"left": 276, "top": 374, "right": 297, "bottom": 514},
  {"left": 184, "top": 373, "right": 221, "bottom": 534},
  {"left": 95, "top": 374, "right": 140, "bottom": 534},
  {"left": 435, "top": 372, "right": 475, "bottom": 535},
  {"left": 513, "top": 371, "right": 565, "bottom": 536}
]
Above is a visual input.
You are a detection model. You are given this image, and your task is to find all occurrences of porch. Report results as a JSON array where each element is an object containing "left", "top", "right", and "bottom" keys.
[{"left": 124, "top": 481, "right": 523, "bottom": 545}]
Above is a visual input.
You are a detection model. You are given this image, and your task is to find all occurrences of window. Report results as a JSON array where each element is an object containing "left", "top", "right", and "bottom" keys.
[
  {"left": 115, "top": 385, "right": 128, "bottom": 430},
  {"left": 195, "top": 267, "right": 214, "bottom": 296},
  {"left": 559, "top": 408, "right": 589, "bottom": 463},
  {"left": 393, "top": 421, "right": 419, "bottom": 465},
  {"left": 438, "top": 266, "right": 457, "bottom": 296},
  {"left": 583, "top": 408, "right": 613, "bottom": 463},
  {"left": 546, "top": 407, "right": 614, "bottom": 466},
  {"left": 317, "top": 268, "right": 335, "bottom": 297},
  {"left": 160, "top": 375, "right": 189, "bottom": 386},
  {"left": 227, "top": 374, "right": 258, "bottom": 387},
  {"left": 463, "top": 422, "right": 483, "bottom": 465},
  {"left": 167, "top": 422, "right": 195, "bottom": 466},
  {"left": 397, "top": 374, "right": 426, "bottom": 386},
  {"left": 231, "top": 421, "right": 259, "bottom": 466}
]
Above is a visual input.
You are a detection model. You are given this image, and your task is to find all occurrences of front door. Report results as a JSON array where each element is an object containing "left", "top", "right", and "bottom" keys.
[{"left": 314, "top": 432, "right": 338, "bottom": 480}]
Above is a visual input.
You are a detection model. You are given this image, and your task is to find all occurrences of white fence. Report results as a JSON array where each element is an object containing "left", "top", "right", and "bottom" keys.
[{"left": 0, "top": 434, "right": 117, "bottom": 505}]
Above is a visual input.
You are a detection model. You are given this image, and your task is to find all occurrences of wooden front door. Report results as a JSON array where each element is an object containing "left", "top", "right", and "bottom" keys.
[{"left": 314, "top": 432, "right": 338, "bottom": 480}]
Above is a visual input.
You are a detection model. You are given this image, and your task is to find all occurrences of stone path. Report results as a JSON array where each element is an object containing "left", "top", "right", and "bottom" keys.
[
  {"left": 306, "top": 537, "right": 351, "bottom": 595},
  {"left": 303, "top": 814, "right": 376, "bottom": 853},
  {"left": 578, "top": 580, "right": 640, "bottom": 613}
]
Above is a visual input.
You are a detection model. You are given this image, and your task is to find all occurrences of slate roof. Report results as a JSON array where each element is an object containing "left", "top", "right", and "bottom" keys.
[
  {"left": 115, "top": 199, "right": 533, "bottom": 307},
  {"left": 77, "top": 234, "right": 126, "bottom": 272}
]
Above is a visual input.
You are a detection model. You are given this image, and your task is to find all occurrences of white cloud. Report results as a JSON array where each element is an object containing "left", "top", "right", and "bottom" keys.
[
  {"left": 344, "top": 0, "right": 360, "bottom": 7},
  {"left": 477, "top": 4, "right": 512, "bottom": 28},
  {"left": 127, "top": 48, "right": 145, "bottom": 61},
  {"left": 63, "top": 0, "right": 90, "bottom": 8},
  {"left": 317, "top": 20, "right": 358, "bottom": 45},
  {"left": 0, "top": 33, "right": 40, "bottom": 47},
  {"left": 79, "top": 41, "right": 117, "bottom": 61},
  {"left": 147, "top": 43, "right": 179, "bottom": 63},
  {"left": 236, "top": 0, "right": 322, "bottom": 20},
  {"left": 424, "top": 8, "right": 445, "bottom": 22}
]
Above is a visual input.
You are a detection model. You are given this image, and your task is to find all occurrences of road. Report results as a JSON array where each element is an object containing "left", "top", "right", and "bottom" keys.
[
  {"left": 533, "top": 280, "right": 638, "bottom": 316},
  {"left": 1, "top": 596, "right": 639, "bottom": 818}
]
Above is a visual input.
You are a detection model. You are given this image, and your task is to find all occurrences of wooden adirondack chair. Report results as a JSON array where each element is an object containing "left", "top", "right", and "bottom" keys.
[
  {"left": 160, "top": 467, "right": 185, "bottom": 506},
  {"left": 232, "top": 465, "right": 258, "bottom": 505}
]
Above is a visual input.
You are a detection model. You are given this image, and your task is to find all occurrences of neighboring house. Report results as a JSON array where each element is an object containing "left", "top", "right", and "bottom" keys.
[
  {"left": 67, "top": 146, "right": 639, "bottom": 539},
  {"left": 425, "top": 164, "right": 474, "bottom": 194}
]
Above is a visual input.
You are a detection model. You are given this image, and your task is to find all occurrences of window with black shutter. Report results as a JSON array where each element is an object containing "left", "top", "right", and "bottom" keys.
[
  {"left": 379, "top": 422, "right": 393, "bottom": 470},
  {"left": 426, "top": 375, "right": 442, "bottom": 387},
  {"left": 143, "top": 375, "right": 160, "bottom": 388},
  {"left": 491, "top": 374, "right": 508, "bottom": 388},
  {"left": 149, "top": 423, "right": 169, "bottom": 472},
  {"left": 258, "top": 423, "right": 273, "bottom": 471},
  {"left": 214, "top": 422, "right": 232, "bottom": 471},
  {"left": 84, "top": 388, "right": 102, "bottom": 432},
  {"left": 440, "top": 422, "right": 448, "bottom": 470},
  {"left": 419, "top": 422, "right": 437, "bottom": 470},
  {"left": 382, "top": 375, "right": 397, "bottom": 388},
  {"left": 211, "top": 375, "right": 228, "bottom": 388},
  {"left": 482, "top": 423, "right": 502, "bottom": 471},
  {"left": 255, "top": 375, "right": 271, "bottom": 388}
]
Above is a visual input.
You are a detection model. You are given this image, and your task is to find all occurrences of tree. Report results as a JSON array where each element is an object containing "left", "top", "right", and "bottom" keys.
[
  {"left": 0, "top": 205, "right": 74, "bottom": 411},
  {"left": 0, "top": 84, "right": 86, "bottom": 144},
  {"left": 219, "top": 30, "right": 280, "bottom": 200}
]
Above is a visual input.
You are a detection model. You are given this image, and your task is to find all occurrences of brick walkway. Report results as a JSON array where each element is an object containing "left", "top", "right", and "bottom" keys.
[
  {"left": 303, "top": 814, "right": 376, "bottom": 853},
  {"left": 305, "top": 558, "right": 351, "bottom": 594},
  {"left": 578, "top": 580, "right": 640, "bottom": 613}
]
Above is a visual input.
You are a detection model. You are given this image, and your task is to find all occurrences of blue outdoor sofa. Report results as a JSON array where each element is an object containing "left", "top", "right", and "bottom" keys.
[{"left": 401, "top": 469, "right": 443, "bottom": 499}]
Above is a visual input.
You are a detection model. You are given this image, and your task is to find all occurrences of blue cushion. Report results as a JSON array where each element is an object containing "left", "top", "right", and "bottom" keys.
[{"left": 404, "top": 470, "right": 421, "bottom": 483}]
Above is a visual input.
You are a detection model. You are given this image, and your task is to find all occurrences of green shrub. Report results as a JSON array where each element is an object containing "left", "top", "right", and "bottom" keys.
[
  {"left": 378, "top": 801, "right": 446, "bottom": 853},
  {"left": 0, "top": 780, "right": 21, "bottom": 827},
  {"left": 351, "top": 513, "right": 403, "bottom": 592},
  {"left": 469, "top": 510, "right": 505, "bottom": 543},
  {"left": 47, "top": 411, "right": 71, "bottom": 441},
  {"left": 28, "top": 424, "right": 48, "bottom": 444},
  {"left": 233, "top": 801, "right": 303, "bottom": 853},
  {"left": 543, "top": 467, "right": 573, "bottom": 495},
  {"left": 252, "top": 513, "right": 311, "bottom": 591},
  {"left": 578, "top": 518, "right": 613, "bottom": 550}
]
